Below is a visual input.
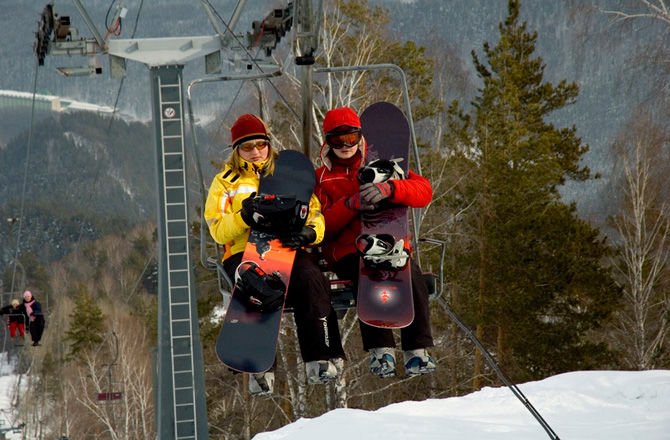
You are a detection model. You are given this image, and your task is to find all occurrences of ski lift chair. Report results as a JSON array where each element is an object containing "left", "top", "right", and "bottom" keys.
[{"left": 188, "top": 64, "right": 446, "bottom": 314}]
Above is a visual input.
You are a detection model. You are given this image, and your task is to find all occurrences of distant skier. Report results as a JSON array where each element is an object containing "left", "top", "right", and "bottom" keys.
[
  {"left": 315, "top": 106, "right": 437, "bottom": 378},
  {"left": 22, "top": 290, "right": 45, "bottom": 346},
  {"left": 204, "top": 114, "right": 345, "bottom": 395},
  {"left": 0, "top": 299, "right": 29, "bottom": 344}
]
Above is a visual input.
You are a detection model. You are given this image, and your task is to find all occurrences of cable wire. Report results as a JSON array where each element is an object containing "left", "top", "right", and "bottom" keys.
[
  {"left": 436, "top": 297, "right": 561, "bottom": 440},
  {"left": 107, "top": 0, "right": 145, "bottom": 131},
  {"left": 9, "top": 57, "right": 40, "bottom": 294},
  {"left": 202, "top": 0, "right": 300, "bottom": 119}
]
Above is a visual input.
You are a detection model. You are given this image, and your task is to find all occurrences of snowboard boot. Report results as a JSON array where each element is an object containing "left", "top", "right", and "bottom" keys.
[
  {"left": 249, "top": 372, "right": 274, "bottom": 396},
  {"left": 403, "top": 348, "right": 437, "bottom": 377},
  {"left": 369, "top": 347, "right": 396, "bottom": 378},
  {"left": 305, "top": 360, "right": 338, "bottom": 384}
]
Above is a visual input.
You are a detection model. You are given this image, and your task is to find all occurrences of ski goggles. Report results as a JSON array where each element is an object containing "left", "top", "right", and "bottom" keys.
[
  {"left": 326, "top": 129, "right": 362, "bottom": 149},
  {"left": 237, "top": 140, "right": 270, "bottom": 152}
]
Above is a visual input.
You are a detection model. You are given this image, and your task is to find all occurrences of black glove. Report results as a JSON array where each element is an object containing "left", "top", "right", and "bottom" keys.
[
  {"left": 279, "top": 226, "right": 317, "bottom": 250},
  {"left": 239, "top": 192, "right": 257, "bottom": 227},
  {"left": 359, "top": 181, "right": 394, "bottom": 205}
]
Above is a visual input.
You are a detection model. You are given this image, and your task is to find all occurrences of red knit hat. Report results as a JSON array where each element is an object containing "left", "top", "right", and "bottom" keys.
[
  {"left": 323, "top": 107, "right": 361, "bottom": 135},
  {"left": 230, "top": 114, "right": 270, "bottom": 148}
]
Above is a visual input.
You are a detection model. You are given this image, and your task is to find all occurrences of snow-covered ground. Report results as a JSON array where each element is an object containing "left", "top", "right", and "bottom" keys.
[
  {"left": 0, "top": 353, "right": 21, "bottom": 440},
  {"left": 255, "top": 370, "right": 670, "bottom": 440},
  {"left": 0, "top": 360, "right": 668, "bottom": 440}
]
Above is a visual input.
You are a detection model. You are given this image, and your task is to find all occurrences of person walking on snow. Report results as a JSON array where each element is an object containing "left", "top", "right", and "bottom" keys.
[
  {"left": 204, "top": 113, "right": 345, "bottom": 395},
  {"left": 315, "top": 106, "right": 437, "bottom": 378},
  {"left": 22, "top": 290, "right": 45, "bottom": 346},
  {"left": 0, "top": 299, "right": 29, "bottom": 344}
]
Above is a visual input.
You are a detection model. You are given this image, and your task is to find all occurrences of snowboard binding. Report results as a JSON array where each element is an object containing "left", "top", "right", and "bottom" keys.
[
  {"left": 357, "top": 158, "right": 405, "bottom": 184},
  {"left": 250, "top": 194, "right": 309, "bottom": 233},
  {"left": 355, "top": 234, "right": 409, "bottom": 270},
  {"left": 235, "top": 261, "right": 287, "bottom": 313}
]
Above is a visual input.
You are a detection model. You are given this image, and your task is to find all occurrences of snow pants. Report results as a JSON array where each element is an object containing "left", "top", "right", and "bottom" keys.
[
  {"left": 9, "top": 321, "right": 25, "bottom": 338},
  {"left": 333, "top": 253, "right": 434, "bottom": 352},
  {"left": 224, "top": 250, "right": 345, "bottom": 363}
]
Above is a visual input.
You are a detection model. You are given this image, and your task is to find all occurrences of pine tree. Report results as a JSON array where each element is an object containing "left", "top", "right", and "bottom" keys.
[
  {"left": 444, "top": 0, "right": 620, "bottom": 385},
  {"left": 64, "top": 283, "right": 106, "bottom": 360}
]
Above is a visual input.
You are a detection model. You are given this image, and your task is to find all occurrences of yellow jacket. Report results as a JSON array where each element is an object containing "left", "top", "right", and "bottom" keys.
[{"left": 204, "top": 157, "right": 325, "bottom": 260}]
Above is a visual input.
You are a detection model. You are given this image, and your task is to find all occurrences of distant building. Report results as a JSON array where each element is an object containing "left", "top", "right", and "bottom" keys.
[{"left": 0, "top": 89, "right": 115, "bottom": 114}]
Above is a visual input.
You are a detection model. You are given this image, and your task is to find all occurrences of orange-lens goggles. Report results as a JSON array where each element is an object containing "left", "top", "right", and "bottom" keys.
[
  {"left": 326, "top": 131, "right": 362, "bottom": 149},
  {"left": 238, "top": 140, "right": 269, "bottom": 152}
]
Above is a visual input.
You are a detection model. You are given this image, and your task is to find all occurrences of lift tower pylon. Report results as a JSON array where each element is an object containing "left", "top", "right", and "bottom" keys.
[{"left": 106, "top": 36, "right": 223, "bottom": 440}]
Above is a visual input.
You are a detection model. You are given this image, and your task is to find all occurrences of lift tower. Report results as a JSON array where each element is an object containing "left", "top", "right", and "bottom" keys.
[
  {"left": 107, "top": 31, "right": 218, "bottom": 440},
  {"left": 34, "top": 1, "right": 228, "bottom": 437}
]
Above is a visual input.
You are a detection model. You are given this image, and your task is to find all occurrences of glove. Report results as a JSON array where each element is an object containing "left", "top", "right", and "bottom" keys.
[
  {"left": 239, "top": 192, "right": 257, "bottom": 227},
  {"left": 359, "top": 181, "right": 394, "bottom": 205},
  {"left": 279, "top": 226, "right": 317, "bottom": 250},
  {"left": 345, "top": 193, "right": 376, "bottom": 211}
]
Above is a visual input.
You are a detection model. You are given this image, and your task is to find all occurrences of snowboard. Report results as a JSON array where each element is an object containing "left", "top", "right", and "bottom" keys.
[
  {"left": 356, "top": 102, "right": 414, "bottom": 328},
  {"left": 216, "top": 149, "right": 316, "bottom": 373}
]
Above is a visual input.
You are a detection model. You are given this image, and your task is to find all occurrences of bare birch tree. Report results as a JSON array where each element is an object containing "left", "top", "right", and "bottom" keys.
[
  {"left": 610, "top": 118, "right": 669, "bottom": 369},
  {"left": 63, "top": 315, "right": 155, "bottom": 439},
  {"left": 603, "top": 0, "right": 670, "bottom": 25}
]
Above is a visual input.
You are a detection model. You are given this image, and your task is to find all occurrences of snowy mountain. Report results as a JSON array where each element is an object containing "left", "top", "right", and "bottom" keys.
[{"left": 2, "top": 0, "right": 668, "bottom": 222}]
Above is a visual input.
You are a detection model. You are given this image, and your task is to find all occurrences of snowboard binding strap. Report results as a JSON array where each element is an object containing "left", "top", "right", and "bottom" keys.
[
  {"left": 355, "top": 234, "right": 409, "bottom": 270},
  {"left": 249, "top": 193, "right": 309, "bottom": 232},
  {"left": 235, "top": 261, "right": 287, "bottom": 313},
  {"left": 357, "top": 158, "right": 405, "bottom": 184}
]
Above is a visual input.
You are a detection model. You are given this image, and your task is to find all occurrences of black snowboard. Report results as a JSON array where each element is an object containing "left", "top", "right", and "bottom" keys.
[
  {"left": 216, "top": 150, "right": 316, "bottom": 373},
  {"left": 356, "top": 102, "right": 414, "bottom": 328}
]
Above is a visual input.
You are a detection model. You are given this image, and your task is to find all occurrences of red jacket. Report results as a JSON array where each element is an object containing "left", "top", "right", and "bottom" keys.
[{"left": 314, "top": 140, "right": 432, "bottom": 264}]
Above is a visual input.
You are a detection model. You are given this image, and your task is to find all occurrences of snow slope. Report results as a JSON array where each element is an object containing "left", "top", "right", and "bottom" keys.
[
  {"left": 0, "top": 365, "right": 668, "bottom": 440},
  {"left": 254, "top": 370, "right": 670, "bottom": 440},
  {"left": 0, "top": 353, "right": 21, "bottom": 440}
]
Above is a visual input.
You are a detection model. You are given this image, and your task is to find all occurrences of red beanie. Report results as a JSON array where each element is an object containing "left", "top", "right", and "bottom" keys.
[
  {"left": 231, "top": 114, "right": 270, "bottom": 148},
  {"left": 323, "top": 107, "right": 361, "bottom": 135}
]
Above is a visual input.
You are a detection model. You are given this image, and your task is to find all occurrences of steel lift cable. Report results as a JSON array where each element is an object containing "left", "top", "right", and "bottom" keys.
[
  {"left": 435, "top": 298, "right": 561, "bottom": 440},
  {"left": 418, "top": 238, "right": 560, "bottom": 439},
  {"left": 108, "top": 0, "right": 145, "bottom": 130},
  {"left": 9, "top": 57, "right": 40, "bottom": 294},
  {"left": 202, "top": 0, "right": 300, "bottom": 119}
]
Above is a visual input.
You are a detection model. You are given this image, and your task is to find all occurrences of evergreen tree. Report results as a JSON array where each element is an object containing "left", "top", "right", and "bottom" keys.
[
  {"left": 64, "top": 283, "right": 106, "bottom": 360},
  {"left": 443, "top": 0, "right": 619, "bottom": 384}
]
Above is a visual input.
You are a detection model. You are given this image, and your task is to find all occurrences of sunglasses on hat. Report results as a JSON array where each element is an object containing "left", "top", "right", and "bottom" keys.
[
  {"left": 237, "top": 140, "right": 270, "bottom": 152},
  {"left": 326, "top": 130, "right": 362, "bottom": 149}
]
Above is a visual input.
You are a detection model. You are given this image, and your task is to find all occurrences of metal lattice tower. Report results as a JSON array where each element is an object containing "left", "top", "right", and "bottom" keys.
[{"left": 149, "top": 66, "right": 208, "bottom": 440}]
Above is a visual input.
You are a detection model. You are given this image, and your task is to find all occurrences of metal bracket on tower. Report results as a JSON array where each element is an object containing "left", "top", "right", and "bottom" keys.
[
  {"left": 294, "top": 0, "right": 320, "bottom": 66},
  {"left": 34, "top": 1, "right": 128, "bottom": 76}
]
